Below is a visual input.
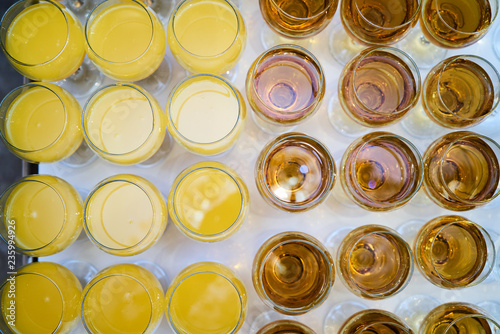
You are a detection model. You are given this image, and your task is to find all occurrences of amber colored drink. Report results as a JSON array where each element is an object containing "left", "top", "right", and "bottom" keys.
[
  {"left": 257, "top": 320, "right": 316, "bottom": 334},
  {"left": 340, "top": 309, "right": 414, "bottom": 334}
]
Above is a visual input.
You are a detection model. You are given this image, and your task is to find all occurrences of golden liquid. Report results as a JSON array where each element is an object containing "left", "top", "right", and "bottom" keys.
[
  {"left": 423, "top": 132, "right": 500, "bottom": 211},
  {"left": 257, "top": 320, "right": 316, "bottom": 334},
  {"left": 253, "top": 232, "right": 334, "bottom": 314},
  {"left": 341, "top": 0, "right": 419, "bottom": 45},
  {"left": 340, "top": 310, "right": 413, "bottom": 334},
  {"left": 338, "top": 225, "right": 412, "bottom": 298},
  {"left": 421, "top": 303, "right": 495, "bottom": 334},
  {"left": 259, "top": 0, "right": 337, "bottom": 37},
  {"left": 415, "top": 216, "right": 488, "bottom": 288},
  {"left": 339, "top": 49, "right": 418, "bottom": 126},
  {"left": 423, "top": 58, "right": 495, "bottom": 128},
  {"left": 421, "top": 0, "right": 492, "bottom": 48},
  {"left": 341, "top": 132, "right": 421, "bottom": 210}
]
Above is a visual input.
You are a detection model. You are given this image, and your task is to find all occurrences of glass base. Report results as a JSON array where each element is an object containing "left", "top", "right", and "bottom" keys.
[
  {"left": 137, "top": 132, "right": 173, "bottom": 168},
  {"left": 136, "top": 57, "right": 172, "bottom": 95},
  {"left": 250, "top": 109, "right": 295, "bottom": 135},
  {"left": 260, "top": 26, "right": 312, "bottom": 50},
  {"left": 395, "top": 295, "right": 440, "bottom": 332},
  {"left": 328, "top": 96, "right": 368, "bottom": 138},
  {"left": 396, "top": 219, "right": 425, "bottom": 245},
  {"left": 63, "top": 0, "right": 97, "bottom": 23},
  {"left": 494, "top": 25, "right": 500, "bottom": 60},
  {"left": 397, "top": 27, "right": 448, "bottom": 70},
  {"left": 60, "top": 259, "right": 98, "bottom": 286},
  {"left": 249, "top": 310, "right": 294, "bottom": 334},
  {"left": 324, "top": 301, "right": 367, "bottom": 333},
  {"left": 60, "top": 141, "right": 97, "bottom": 168},
  {"left": 142, "top": 0, "right": 174, "bottom": 26},
  {"left": 400, "top": 103, "right": 445, "bottom": 139},
  {"left": 133, "top": 260, "right": 169, "bottom": 291},
  {"left": 329, "top": 23, "right": 366, "bottom": 66},
  {"left": 54, "top": 57, "right": 104, "bottom": 99},
  {"left": 325, "top": 226, "right": 354, "bottom": 258}
]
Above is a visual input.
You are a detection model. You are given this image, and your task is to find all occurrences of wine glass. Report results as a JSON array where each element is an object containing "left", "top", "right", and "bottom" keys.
[
  {"left": 256, "top": 320, "right": 316, "bottom": 334},
  {"left": 166, "top": 261, "right": 247, "bottom": 334},
  {"left": 423, "top": 131, "right": 500, "bottom": 211},
  {"left": 246, "top": 44, "right": 325, "bottom": 134},
  {"left": 252, "top": 231, "right": 335, "bottom": 315},
  {"left": 330, "top": 0, "right": 421, "bottom": 65},
  {"left": 83, "top": 174, "right": 167, "bottom": 256},
  {"left": 340, "top": 131, "right": 423, "bottom": 211},
  {"left": 81, "top": 263, "right": 165, "bottom": 334},
  {"left": 414, "top": 215, "right": 496, "bottom": 289},
  {"left": 338, "top": 309, "right": 415, "bottom": 334},
  {"left": 259, "top": 0, "right": 338, "bottom": 48},
  {"left": 255, "top": 132, "right": 336, "bottom": 212},
  {"left": 337, "top": 224, "right": 413, "bottom": 299}
]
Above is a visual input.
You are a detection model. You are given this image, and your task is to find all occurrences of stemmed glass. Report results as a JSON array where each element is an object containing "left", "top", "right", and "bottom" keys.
[
  {"left": 338, "top": 309, "right": 415, "bottom": 334},
  {"left": 256, "top": 320, "right": 316, "bottom": 334}
]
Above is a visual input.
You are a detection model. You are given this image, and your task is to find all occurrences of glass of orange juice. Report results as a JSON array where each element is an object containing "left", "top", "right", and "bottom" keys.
[{"left": 0, "top": 262, "right": 82, "bottom": 334}]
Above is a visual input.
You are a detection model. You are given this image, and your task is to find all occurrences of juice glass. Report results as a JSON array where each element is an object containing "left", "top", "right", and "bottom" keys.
[
  {"left": 167, "top": 74, "right": 246, "bottom": 156},
  {"left": 81, "top": 263, "right": 164, "bottom": 334},
  {"left": 168, "top": 161, "right": 250, "bottom": 242},
  {"left": 167, "top": 0, "right": 246, "bottom": 75},
  {"left": 83, "top": 174, "right": 167, "bottom": 256},
  {"left": 166, "top": 261, "right": 247, "bottom": 334},
  {"left": 0, "top": 82, "right": 83, "bottom": 164},
  {"left": 0, "top": 174, "right": 82, "bottom": 257},
  {"left": 83, "top": 83, "right": 166, "bottom": 165},
  {"left": 85, "top": 0, "right": 166, "bottom": 81},
  {"left": 0, "top": 262, "right": 82, "bottom": 334},
  {"left": 0, "top": 0, "right": 85, "bottom": 81}
]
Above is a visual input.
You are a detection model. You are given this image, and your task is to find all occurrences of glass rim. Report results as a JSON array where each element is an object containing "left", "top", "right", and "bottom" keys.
[
  {"left": 0, "top": 83, "right": 68, "bottom": 154},
  {"left": 82, "top": 273, "right": 154, "bottom": 334},
  {"left": 438, "top": 132, "right": 500, "bottom": 205},
  {"left": 429, "top": 220, "right": 495, "bottom": 287},
  {"left": 257, "top": 319, "right": 315, "bottom": 333},
  {"left": 433, "top": 55, "right": 500, "bottom": 121},
  {"left": 444, "top": 313, "right": 500, "bottom": 333},
  {"left": 249, "top": 44, "right": 325, "bottom": 122},
  {"left": 82, "top": 82, "right": 156, "bottom": 157},
  {"left": 257, "top": 234, "right": 334, "bottom": 314},
  {"left": 170, "top": 163, "right": 247, "bottom": 239},
  {"left": 83, "top": 177, "right": 156, "bottom": 252},
  {"left": 351, "top": 46, "right": 421, "bottom": 116},
  {"left": 167, "top": 269, "right": 245, "bottom": 334},
  {"left": 353, "top": 0, "right": 422, "bottom": 31},
  {"left": 167, "top": 73, "right": 242, "bottom": 145},
  {"left": 346, "top": 132, "right": 423, "bottom": 207},
  {"left": 258, "top": 132, "right": 336, "bottom": 210},
  {"left": 343, "top": 226, "right": 413, "bottom": 298},
  {"left": 85, "top": 0, "right": 156, "bottom": 65},
  {"left": 170, "top": 0, "right": 242, "bottom": 59},
  {"left": 0, "top": 0, "right": 70, "bottom": 67},
  {"left": 269, "top": 0, "right": 336, "bottom": 21}
]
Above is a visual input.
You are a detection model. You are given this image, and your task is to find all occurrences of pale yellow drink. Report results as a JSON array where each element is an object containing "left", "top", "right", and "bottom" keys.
[
  {"left": 83, "top": 83, "right": 165, "bottom": 164},
  {"left": 1, "top": 175, "right": 83, "bottom": 257},
  {"left": 85, "top": 0, "right": 166, "bottom": 81},
  {"left": 2, "top": 0, "right": 84, "bottom": 81},
  {"left": 168, "top": 161, "right": 249, "bottom": 242},
  {"left": 84, "top": 174, "right": 167, "bottom": 256},
  {"left": 167, "top": 74, "right": 246, "bottom": 155},
  {"left": 0, "top": 262, "right": 82, "bottom": 334},
  {"left": 82, "top": 263, "right": 164, "bottom": 334},
  {"left": 0, "top": 82, "right": 82, "bottom": 163},
  {"left": 166, "top": 262, "right": 247, "bottom": 334},
  {"left": 167, "top": 0, "right": 246, "bottom": 74}
]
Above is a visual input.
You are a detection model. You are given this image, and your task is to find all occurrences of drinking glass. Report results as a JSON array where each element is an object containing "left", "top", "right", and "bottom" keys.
[
  {"left": 330, "top": 0, "right": 421, "bottom": 65},
  {"left": 339, "top": 309, "right": 415, "bottom": 334},
  {"left": 419, "top": 302, "right": 500, "bottom": 334},
  {"left": 337, "top": 225, "right": 413, "bottom": 299},
  {"left": 0, "top": 175, "right": 82, "bottom": 257},
  {"left": 167, "top": 0, "right": 246, "bottom": 76},
  {"left": 256, "top": 320, "right": 316, "bottom": 334},
  {"left": 81, "top": 263, "right": 164, "bottom": 334},
  {"left": 252, "top": 231, "right": 335, "bottom": 315},
  {"left": 0, "top": 82, "right": 83, "bottom": 164},
  {"left": 83, "top": 174, "right": 167, "bottom": 256},
  {"left": 255, "top": 132, "right": 336, "bottom": 212},
  {"left": 166, "top": 74, "right": 246, "bottom": 156},
  {"left": 83, "top": 83, "right": 168, "bottom": 165},
  {"left": 246, "top": 44, "right": 325, "bottom": 134},
  {"left": 331, "top": 47, "right": 420, "bottom": 135},
  {"left": 423, "top": 131, "right": 500, "bottom": 211},
  {"left": 166, "top": 261, "right": 247, "bottom": 334},
  {"left": 0, "top": 262, "right": 82, "bottom": 334},
  {"left": 421, "top": 55, "right": 500, "bottom": 129},
  {"left": 168, "top": 161, "right": 250, "bottom": 242},
  {"left": 414, "top": 215, "right": 496, "bottom": 288},
  {"left": 340, "top": 132, "right": 423, "bottom": 211}
]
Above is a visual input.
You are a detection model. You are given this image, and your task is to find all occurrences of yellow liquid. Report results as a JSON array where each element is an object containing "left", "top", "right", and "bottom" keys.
[
  {"left": 1, "top": 262, "right": 82, "bottom": 334},
  {"left": 167, "top": 0, "right": 246, "bottom": 74},
  {"left": 82, "top": 264, "right": 164, "bottom": 334},
  {"left": 84, "top": 174, "right": 167, "bottom": 256},
  {"left": 3, "top": 82, "right": 82, "bottom": 163},
  {"left": 3, "top": 175, "right": 83, "bottom": 257},
  {"left": 5, "top": 2, "right": 84, "bottom": 81},
  {"left": 167, "top": 75, "right": 245, "bottom": 155},
  {"left": 84, "top": 84, "right": 165, "bottom": 164},
  {"left": 166, "top": 262, "right": 247, "bottom": 334},
  {"left": 169, "top": 161, "right": 248, "bottom": 241},
  {"left": 86, "top": 2, "right": 166, "bottom": 81}
]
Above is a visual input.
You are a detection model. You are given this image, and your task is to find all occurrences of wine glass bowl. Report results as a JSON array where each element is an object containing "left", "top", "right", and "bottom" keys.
[{"left": 339, "top": 309, "right": 415, "bottom": 334}]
